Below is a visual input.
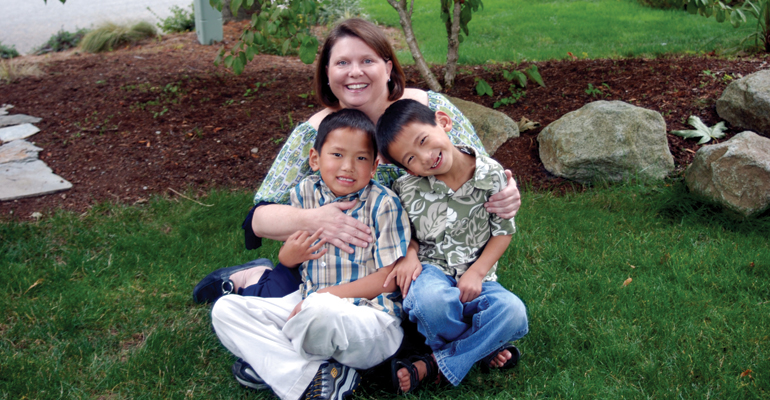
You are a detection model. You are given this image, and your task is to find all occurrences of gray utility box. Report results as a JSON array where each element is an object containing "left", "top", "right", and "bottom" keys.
[{"left": 194, "top": 0, "right": 223, "bottom": 45}]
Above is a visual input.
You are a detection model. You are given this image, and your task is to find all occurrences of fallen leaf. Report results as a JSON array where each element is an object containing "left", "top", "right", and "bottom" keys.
[
  {"left": 214, "top": 127, "right": 224, "bottom": 132},
  {"left": 24, "top": 278, "right": 44, "bottom": 295},
  {"left": 622, "top": 277, "right": 633, "bottom": 287},
  {"left": 740, "top": 369, "right": 753, "bottom": 378}
]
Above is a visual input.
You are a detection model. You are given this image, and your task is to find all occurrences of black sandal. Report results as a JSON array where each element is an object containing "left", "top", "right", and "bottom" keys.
[
  {"left": 390, "top": 353, "right": 439, "bottom": 394},
  {"left": 479, "top": 344, "right": 521, "bottom": 373}
]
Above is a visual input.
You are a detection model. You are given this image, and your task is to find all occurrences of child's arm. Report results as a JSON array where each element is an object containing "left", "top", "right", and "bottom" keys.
[
  {"left": 317, "top": 263, "right": 398, "bottom": 299},
  {"left": 457, "top": 234, "right": 512, "bottom": 303},
  {"left": 278, "top": 228, "right": 328, "bottom": 268},
  {"left": 288, "top": 263, "right": 399, "bottom": 321},
  {"left": 383, "top": 238, "right": 422, "bottom": 296}
]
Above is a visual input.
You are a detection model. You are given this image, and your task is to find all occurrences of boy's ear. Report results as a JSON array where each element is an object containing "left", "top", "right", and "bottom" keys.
[
  {"left": 370, "top": 157, "right": 380, "bottom": 179},
  {"left": 308, "top": 148, "right": 321, "bottom": 172},
  {"left": 435, "top": 111, "right": 453, "bottom": 133}
]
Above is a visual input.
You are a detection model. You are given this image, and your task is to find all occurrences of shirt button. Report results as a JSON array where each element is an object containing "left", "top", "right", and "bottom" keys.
[{"left": 321, "top": 261, "right": 326, "bottom": 268}]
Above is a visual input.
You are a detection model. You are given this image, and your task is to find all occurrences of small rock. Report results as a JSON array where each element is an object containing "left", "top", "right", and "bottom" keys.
[
  {"left": 251, "top": 147, "right": 259, "bottom": 154},
  {"left": 0, "top": 114, "right": 42, "bottom": 128},
  {"left": 0, "top": 123, "right": 40, "bottom": 142}
]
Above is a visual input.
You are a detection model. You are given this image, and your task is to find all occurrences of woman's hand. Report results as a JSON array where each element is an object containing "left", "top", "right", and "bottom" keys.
[
  {"left": 457, "top": 268, "right": 484, "bottom": 303},
  {"left": 314, "top": 201, "right": 373, "bottom": 254},
  {"left": 278, "top": 228, "right": 327, "bottom": 267},
  {"left": 484, "top": 170, "right": 521, "bottom": 219}
]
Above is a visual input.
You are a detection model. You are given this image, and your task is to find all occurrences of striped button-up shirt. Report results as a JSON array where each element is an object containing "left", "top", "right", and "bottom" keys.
[{"left": 291, "top": 175, "right": 411, "bottom": 318}]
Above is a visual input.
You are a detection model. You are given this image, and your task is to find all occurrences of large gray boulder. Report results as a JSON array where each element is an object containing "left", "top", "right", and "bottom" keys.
[
  {"left": 538, "top": 101, "right": 674, "bottom": 183},
  {"left": 716, "top": 69, "right": 770, "bottom": 137},
  {"left": 685, "top": 131, "right": 770, "bottom": 217},
  {"left": 447, "top": 96, "right": 519, "bottom": 156}
]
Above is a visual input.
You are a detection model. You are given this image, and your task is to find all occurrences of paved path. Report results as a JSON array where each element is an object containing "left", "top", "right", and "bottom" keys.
[
  {"left": 0, "top": 0, "right": 192, "bottom": 55},
  {"left": 0, "top": 105, "right": 72, "bottom": 201}
]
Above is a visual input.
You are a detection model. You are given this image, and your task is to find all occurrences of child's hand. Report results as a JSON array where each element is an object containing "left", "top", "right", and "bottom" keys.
[
  {"left": 287, "top": 300, "right": 304, "bottom": 321},
  {"left": 384, "top": 251, "right": 422, "bottom": 296},
  {"left": 278, "top": 228, "right": 327, "bottom": 267},
  {"left": 457, "top": 269, "right": 484, "bottom": 303}
]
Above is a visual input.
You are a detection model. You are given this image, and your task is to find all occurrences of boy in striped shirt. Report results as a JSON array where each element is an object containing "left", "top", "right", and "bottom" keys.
[{"left": 211, "top": 108, "right": 410, "bottom": 400}]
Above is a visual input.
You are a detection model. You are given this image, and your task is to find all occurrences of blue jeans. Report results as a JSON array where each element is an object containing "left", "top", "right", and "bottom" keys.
[{"left": 403, "top": 264, "right": 529, "bottom": 386}]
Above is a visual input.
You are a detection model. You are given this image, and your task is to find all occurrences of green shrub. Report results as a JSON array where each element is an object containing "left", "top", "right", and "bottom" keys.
[
  {"left": 318, "top": 0, "right": 368, "bottom": 26},
  {"left": 33, "top": 28, "right": 89, "bottom": 55},
  {"left": 79, "top": 21, "right": 157, "bottom": 53},
  {"left": 0, "top": 41, "right": 19, "bottom": 59},
  {"left": 148, "top": 3, "right": 195, "bottom": 33}
]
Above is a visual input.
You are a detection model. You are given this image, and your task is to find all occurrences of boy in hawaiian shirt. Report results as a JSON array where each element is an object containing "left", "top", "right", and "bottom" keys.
[{"left": 375, "top": 99, "right": 529, "bottom": 393}]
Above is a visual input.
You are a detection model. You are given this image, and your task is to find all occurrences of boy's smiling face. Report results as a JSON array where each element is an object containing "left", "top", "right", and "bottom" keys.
[
  {"left": 309, "top": 127, "right": 378, "bottom": 197},
  {"left": 386, "top": 111, "right": 454, "bottom": 177}
]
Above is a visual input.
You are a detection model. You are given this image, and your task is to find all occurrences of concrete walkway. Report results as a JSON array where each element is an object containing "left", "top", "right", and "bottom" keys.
[
  {"left": 0, "top": 105, "right": 72, "bottom": 201},
  {"left": 0, "top": 0, "right": 192, "bottom": 55}
]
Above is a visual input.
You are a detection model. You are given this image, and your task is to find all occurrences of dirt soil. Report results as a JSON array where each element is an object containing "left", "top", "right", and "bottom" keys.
[{"left": 2, "top": 21, "right": 769, "bottom": 219}]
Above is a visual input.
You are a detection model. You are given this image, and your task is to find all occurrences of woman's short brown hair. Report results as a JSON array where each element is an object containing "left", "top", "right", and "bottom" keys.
[{"left": 314, "top": 19, "right": 405, "bottom": 109}]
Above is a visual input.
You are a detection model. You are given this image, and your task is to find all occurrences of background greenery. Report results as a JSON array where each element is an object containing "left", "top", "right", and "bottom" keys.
[
  {"left": 2, "top": 182, "right": 768, "bottom": 399},
  {"left": 361, "top": 0, "right": 758, "bottom": 64}
]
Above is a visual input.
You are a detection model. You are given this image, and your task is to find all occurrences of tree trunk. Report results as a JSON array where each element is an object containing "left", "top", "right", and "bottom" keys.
[
  {"left": 386, "top": 0, "right": 442, "bottom": 92},
  {"left": 443, "top": 1, "right": 462, "bottom": 89}
]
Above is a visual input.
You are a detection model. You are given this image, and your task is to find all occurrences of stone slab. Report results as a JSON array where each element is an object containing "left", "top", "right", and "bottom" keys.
[
  {"left": 0, "top": 140, "right": 42, "bottom": 163},
  {"left": 0, "top": 160, "right": 72, "bottom": 201},
  {"left": 0, "top": 123, "right": 40, "bottom": 142},
  {"left": 0, "top": 114, "right": 43, "bottom": 127}
]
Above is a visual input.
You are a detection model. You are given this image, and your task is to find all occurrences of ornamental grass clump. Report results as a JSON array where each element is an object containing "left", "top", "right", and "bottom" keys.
[
  {"left": 0, "top": 59, "right": 43, "bottom": 83},
  {"left": 79, "top": 21, "right": 157, "bottom": 53}
]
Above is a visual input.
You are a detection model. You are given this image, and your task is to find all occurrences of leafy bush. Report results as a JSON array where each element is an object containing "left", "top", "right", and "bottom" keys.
[
  {"left": 0, "top": 41, "right": 19, "bottom": 59},
  {"left": 318, "top": 0, "right": 368, "bottom": 26},
  {"left": 79, "top": 21, "right": 157, "bottom": 53},
  {"left": 33, "top": 28, "right": 89, "bottom": 55},
  {"left": 148, "top": 3, "right": 195, "bottom": 33}
]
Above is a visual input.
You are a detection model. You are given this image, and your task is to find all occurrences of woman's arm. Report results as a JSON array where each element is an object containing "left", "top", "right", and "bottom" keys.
[
  {"left": 485, "top": 170, "right": 521, "bottom": 219},
  {"left": 252, "top": 203, "right": 373, "bottom": 253}
]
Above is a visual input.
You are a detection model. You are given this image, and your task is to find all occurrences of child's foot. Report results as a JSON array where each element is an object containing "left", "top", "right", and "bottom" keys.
[
  {"left": 392, "top": 354, "right": 439, "bottom": 393},
  {"left": 479, "top": 344, "right": 521, "bottom": 372},
  {"left": 303, "top": 361, "right": 360, "bottom": 400}
]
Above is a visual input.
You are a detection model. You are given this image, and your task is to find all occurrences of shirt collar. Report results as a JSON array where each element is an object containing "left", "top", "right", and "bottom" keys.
[
  {"left": 313, "top": 175, "right": 372, "bottom": 203},
  {"left": 420, "top": 146, "right": 492, "bottom": 193}
]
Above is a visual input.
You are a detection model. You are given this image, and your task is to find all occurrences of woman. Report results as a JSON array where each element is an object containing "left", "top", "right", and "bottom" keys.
[{"left": 247, "top": 19, "right": 521, "bottom": 254}]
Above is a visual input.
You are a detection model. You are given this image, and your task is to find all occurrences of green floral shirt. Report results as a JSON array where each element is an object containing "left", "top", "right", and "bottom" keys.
[
  {"left": 392, "top": 147, "right": 516, "bottom": 282},
  {"left": 253, "top": 91, "right": 487, "bottom": 205}
]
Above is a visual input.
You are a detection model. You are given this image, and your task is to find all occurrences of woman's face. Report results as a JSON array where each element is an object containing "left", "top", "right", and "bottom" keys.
[{"left": 326, "top": 36, "right": 393, "bottom": 111}]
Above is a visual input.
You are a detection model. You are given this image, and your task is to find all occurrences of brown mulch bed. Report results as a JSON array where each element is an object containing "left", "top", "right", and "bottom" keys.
[{"left": 2, "top": 22, "right": 768, "bottom": 219}]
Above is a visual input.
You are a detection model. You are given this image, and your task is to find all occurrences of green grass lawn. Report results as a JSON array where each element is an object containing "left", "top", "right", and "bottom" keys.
[
  {"left": 361, "top": 0, "right": 758, "bottom": 64},
  {"left": 2, "top": 181, "right": 768, "bottom": 399}
]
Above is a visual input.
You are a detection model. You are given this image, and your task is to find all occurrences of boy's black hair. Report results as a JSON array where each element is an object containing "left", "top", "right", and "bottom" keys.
[
  {"left": 375, "top": 99, "right": 438, "bottom": 170},
  {"left": 315, "top": 108, "right": 377, "bottom": 158}
]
